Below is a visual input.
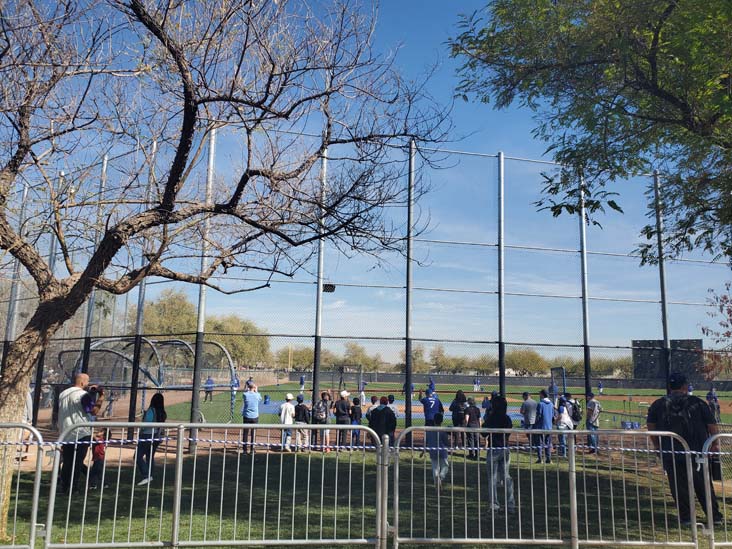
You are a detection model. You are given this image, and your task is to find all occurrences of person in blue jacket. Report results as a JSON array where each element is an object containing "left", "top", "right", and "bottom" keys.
[
  {"left": 418, "top": 388, "right": 444, "bottom": 426},
  {"left": 532, "top": 389, "right": 555, "bottom": 463}
]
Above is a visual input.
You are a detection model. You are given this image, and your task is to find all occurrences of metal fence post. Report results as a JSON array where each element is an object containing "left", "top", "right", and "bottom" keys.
[
  {"left": 497, "top": 151, "right": 506, "bottom": 396},
  {"left": 378, "top": 434, "right": 390, "bottom": 549},
  {"left": 312, "top": 147, "right": 328, "bottom": 405},
  {"left": 405, "top": 140, "right": 415, "bottom": 426},
  {"left": 579, "top": 177, "right": 592, "bottom": 397},
  {"left": 653, "top": 170, "right": 671, "bottom": 392},
  {"left": 171, "top": 425, "right": 185, "bottom": 548},
  {"left": 567, "top": 433, "right": 579, "bottom": 549}
]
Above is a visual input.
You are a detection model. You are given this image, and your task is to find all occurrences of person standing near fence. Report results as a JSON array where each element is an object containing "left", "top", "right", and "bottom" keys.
[
  {"left": 334, "top": 390, "right": 351, "bottom": 448},
  {"left": 136, "top": 392, "right": 167, "bottom": 485},
  {"left": 58, "top": 373, "right": 104, "bottom": 494},
  {"left": 425, "top": 412, "right": 450, "bottom": 490},
  {"left": 585, "top": 392, "right": 602, "bottom": 454},
  {"left": 646, "top": 372, "right": 722, "bottom": 526},
  {"left": 350, "top": 397, "right": 363, "bottom": 447},
  {"left": 449, "top": 390, "right": 468, "bottom": 447},
  {"left": 279, "top": 393, "right": 296, "bottom": 452},
  {"left": 555, "top": 396, "right": 573, "bottom": 458},
  {"left": 241, "top": 383, "right": 261, "bottom": 455},
  {"left": 311, "top": 390, "right": 332, "bottom": 451},
  {"left": 464, "top": 397, "right": 482, "bottom": 460},
  {"left": 419, "top": 388, "right": 444, "bottom": 426},
  {"left": 369, "top": 396, "right": 397, "bottom": 446},
  {"left": 483, "top": 395, "right": 515, "bottom": 512},
  {"left": 706, "top": 386, "right": 721, "bottom": 422},
  {"left": 293, "top": 394, "right": 310, "bottom": 452},
  {"left": 532, "top": 389, "right": 554, "bottom": 464}
]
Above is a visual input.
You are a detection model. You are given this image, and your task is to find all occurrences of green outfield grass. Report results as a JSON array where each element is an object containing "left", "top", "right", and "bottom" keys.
[{"left": 165, "top": 380, "right": 732, "bottom": 426}]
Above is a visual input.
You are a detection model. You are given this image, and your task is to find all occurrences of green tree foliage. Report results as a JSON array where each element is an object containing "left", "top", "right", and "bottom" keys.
[
  {"left": 450, "top": 1, "right": 732, "bottom": 261},
  {"left": 132, "top": 289, "right": 270, "bottom": 366},
  {"left": 274, "top": 346, "right": 340, "bottom": 371},
  {"left": 505, "top": 348, "right": 548, "bottom": 376}
]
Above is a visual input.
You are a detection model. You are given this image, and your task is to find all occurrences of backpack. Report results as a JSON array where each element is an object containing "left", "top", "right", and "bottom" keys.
[
  {"left": 570, "top": 400, "right": 582, "bottom": 423},
  {"left": 313, "top": 399, "right": 328, "bottom": 421},
  {"left": 664, "top": 396, "right": 705, "bottom": 452}
]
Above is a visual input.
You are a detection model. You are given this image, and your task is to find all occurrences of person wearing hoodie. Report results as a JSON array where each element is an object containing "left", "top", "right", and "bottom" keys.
[
  {"left": 555, "top": 396, "right": 574, "bottom": 457},
  {"left": 464, "top": 397, "right": 482, "bottom": 460},
  {"left": 369, "top": 396, "right": 397, "bottom": 445},
  {"left": 532, "top": 389, "right": 555, "bottom": 463}
]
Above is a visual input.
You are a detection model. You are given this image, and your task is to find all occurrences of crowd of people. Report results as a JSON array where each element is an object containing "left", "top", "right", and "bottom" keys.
[{"left": 55, "top": 371, "right": 726, "bottom": 519}]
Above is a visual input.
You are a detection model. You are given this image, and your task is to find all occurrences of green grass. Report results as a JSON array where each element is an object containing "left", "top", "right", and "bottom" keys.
[{"left": 7, "top": 435, "right": 731, "bottom": 548}]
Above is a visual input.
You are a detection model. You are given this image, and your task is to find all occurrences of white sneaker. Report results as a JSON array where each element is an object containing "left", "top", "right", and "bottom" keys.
[{"left": 137, "top": 477, "right": 152, "bottom": 486}]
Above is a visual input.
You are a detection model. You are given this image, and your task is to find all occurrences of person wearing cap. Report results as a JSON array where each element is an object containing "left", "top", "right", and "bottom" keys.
[
  {"left": 293, "top": 394, "right": 311, "bottom": 452},
  {"left": 350, "top": 397, "right": 363, "bottom": 447},
  {"left": 706, "top": 386, "right": 721, "bottom": 422},
  {"left": 279, "top": 393, "right": 296, "bottom": 452},
  {"left": 335, "top": 390, "right": 352, "bottom": 448},
  {"left": 241, "top": 382, "right": 261, "bottom": 455},
  {"left": 418, "top": 388, "right": 444, "bottom": 426},
  {"left": 646, "top": 372, "right": 722, "bottom": 526},
  {"left": 585, "top": 391, "right": 602, "bottom": 454},
  {"left": 386, "top": 395, "right": 398, "bottom": 445}
]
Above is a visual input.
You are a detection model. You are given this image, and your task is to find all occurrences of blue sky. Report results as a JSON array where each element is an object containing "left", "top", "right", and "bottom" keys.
[{"left": 139, "top": 1, "right": 730, "bottom": 363}]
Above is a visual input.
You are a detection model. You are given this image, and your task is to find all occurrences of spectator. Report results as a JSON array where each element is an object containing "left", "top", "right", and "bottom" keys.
[
  {"left": 334, "top": 390, "right": 352, "bottom": 448},
  {"left": 449, "top": 390, "right": 468, "bottom": 447},
  {"left": 366, "top": 395, "right": 379, "bottom": 424},
  {"left": 58, "top": 374, "right": 104, "bottom": 494},
  {"left": 88, "top": 428, "right": 109, "bottom": 490},
  {"left": 647, "top": 372, "right": 722, "bottom": 526},
  {"left": 555, "top": 396, "right": 573, "bottom": 457},
  {"left": 533, "top": 389, "right": 554, "bottom": 464},
  {"left": 386, "top": 394, "right": 398, "bottom": 444},
  {"left": 279, "top": 393, "right": 296, "bottom": 452},
  {"left": 241, "top": 382, "right": 262, "bottom": 455},
  {"left": 481, "top": 395, "right": 492, "bottom": 413},
  {"left": 204, "top": 375, "right": 215, "bottom": 402},
  {"left": 299, "top": 374, "right": 306, "bottom": 394},
  {"left": 585, "top": 392, "right": 602, "bottom": 454},
  {"left": 483, "top": 396, "right": 515, "bottom": 512},
  {"left": 419, "top": 388, "right": 444, "bottom": 426},
  {"left": 564, "top": 392, "right": 581, "bottom": 430},
  {"left": 464, "top": 397, "right": 482, "bottom": 460},
  {"left": 520, "top": 392, "right": 537, "bottom": 430},
  {"left": 425, "top": 413, "right": 449, "bottom": 490},
  {"left": 311, "top": 390, "right": 332, "bottom": 452},
  {"left": 351, "top": 397, "right": 363, "bottom": 447},
  {"left": 293, "top": 394, "right": 311, "bottom": 452},
  {"left": 136, "top": 392, "right": 167, "bottom": 486},
  {"left": 369, "top": 396, "right": 397, "bottom": 446}
]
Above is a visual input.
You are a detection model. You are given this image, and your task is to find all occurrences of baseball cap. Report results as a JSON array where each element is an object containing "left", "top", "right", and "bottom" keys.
[
  {"left": 296, "top": 394, "right": 304, "bottom": 403},
  {"left": 340, "top": 390, "right": 350, "bottom": 398},
  {"left": 669, "top": 372, "right": 688, "bottom": 390},
  {"left": 285, "top": 393, "right": 294, "bottom": 400},
  {"left": 587, "top": 391, "right": 595, "bottom": 398},
  {"left": 425, "top": 388, "right": 433, "bottom": 395}
]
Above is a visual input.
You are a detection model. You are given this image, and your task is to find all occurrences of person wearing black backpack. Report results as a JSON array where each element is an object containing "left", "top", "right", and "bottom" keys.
[{"left": 646, "top": 372, "right": 722, "bottom": 526}]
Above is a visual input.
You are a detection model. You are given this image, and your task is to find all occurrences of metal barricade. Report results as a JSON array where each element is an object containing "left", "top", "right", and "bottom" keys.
[
  {"left": 0, "top": 424, "right": 44, "bottom": 549},
  {"left": 44, "top": 422, "right": 386, "bottom": 548},
  {"left": 574, "top": 428, "right": 698, "bottom": 548},
  {"left": 391, "top": 427, "right": 698, "bottom": 548},
  {"left": 702, "top": 433, "right": 732, "bottom": 548}
]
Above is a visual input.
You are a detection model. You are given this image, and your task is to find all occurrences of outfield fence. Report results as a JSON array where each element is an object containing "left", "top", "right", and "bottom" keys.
[{"left": 2, "top": 423, "right": 732, "bottom": 548}]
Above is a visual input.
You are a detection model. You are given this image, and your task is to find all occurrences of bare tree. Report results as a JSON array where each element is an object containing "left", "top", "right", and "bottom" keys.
[{"left": 0, "top": 0, "right": 447, "bottom": 534}]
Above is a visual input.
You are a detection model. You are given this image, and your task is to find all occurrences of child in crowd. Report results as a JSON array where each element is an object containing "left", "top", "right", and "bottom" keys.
[
  {"left": 88, "top": 429, "right": 109, "bottom": 490},
  {"left": 351, "top": 397, "right": 363, "bottom": 447}
]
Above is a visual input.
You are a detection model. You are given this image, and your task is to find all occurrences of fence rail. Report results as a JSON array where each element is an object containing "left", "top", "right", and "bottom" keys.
[{"left": 2, "top": 423, "right": 732, "bottom": 548}]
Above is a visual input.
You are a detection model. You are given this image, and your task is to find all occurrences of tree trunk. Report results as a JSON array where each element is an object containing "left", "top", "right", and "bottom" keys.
[{"left": 0, "top": 300, "right": 71, "bottom": 540}]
